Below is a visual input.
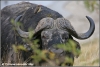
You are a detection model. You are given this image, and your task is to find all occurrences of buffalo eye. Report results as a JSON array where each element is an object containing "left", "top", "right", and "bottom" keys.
[
  {"left": 41, "top": 35, "right": 47, "bottom": 39},
  {"left": 41, "top": 33, "right": 49, "bottom": 39},
  {"left": 62, "top": 33, "right": 69, "bottom": 40}
]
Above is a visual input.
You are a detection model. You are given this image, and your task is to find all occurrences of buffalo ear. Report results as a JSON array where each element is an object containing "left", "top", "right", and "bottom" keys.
[
  {"left": 72, "top": 40, "right": 81, "bottom": 58},
  {"left": 66, "top": 39, "right": 81, "bottom": 58}
]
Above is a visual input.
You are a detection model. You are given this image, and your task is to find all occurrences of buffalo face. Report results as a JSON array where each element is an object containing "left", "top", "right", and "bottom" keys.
[{"left": 41, "top": 29, "right": 69, "bottom": 54}]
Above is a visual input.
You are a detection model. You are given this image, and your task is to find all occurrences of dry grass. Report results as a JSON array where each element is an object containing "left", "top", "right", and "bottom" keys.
[{"left": 73, "top": 39, "right": 99, "bottom": 66}]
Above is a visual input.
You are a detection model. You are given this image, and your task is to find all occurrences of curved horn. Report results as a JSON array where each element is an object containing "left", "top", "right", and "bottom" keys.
[
  {"left": 57, "top": 16, "right": 95, "bottom": 39},
  {"left": 15, "top": 15, "right": 30, "bottom": 38},
  {"left": 15, "top": 16, "right": 53, "bottom": 38}
]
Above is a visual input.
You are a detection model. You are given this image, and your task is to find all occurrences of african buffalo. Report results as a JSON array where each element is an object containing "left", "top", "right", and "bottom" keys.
[{"left": 1, "top": 2, "right": 95, "bottom": 66}]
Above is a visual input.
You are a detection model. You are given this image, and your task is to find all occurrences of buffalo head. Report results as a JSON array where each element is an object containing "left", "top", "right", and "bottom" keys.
[{"left": 14, "top": 15, "right": 95, "bottom": 65}]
